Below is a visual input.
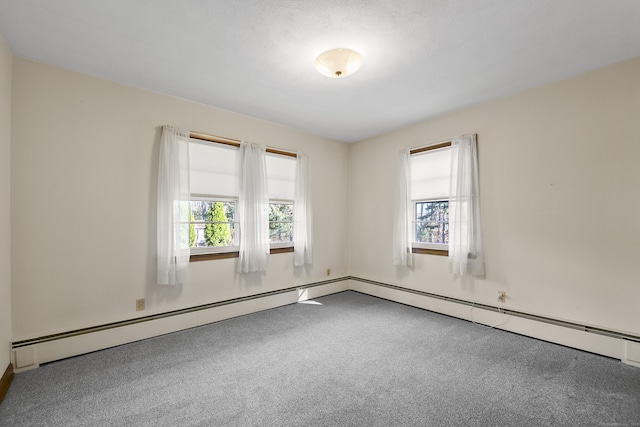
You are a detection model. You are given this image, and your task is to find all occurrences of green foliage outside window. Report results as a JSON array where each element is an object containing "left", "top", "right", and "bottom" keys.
[
  {"left": 205, "top": 202, "right": 232, "bottom": 247},
  {"left": 189, "top": 212, "right": 197, "bottom": 248},
  {"left": 189, "top": 200, "right": 291, "bottom": 249},
  {"left": 189, "top": 200, "right": 235, "bottom": 248},
  {"left": 269, "top": 203, "right": 293, "bottom": 243}
]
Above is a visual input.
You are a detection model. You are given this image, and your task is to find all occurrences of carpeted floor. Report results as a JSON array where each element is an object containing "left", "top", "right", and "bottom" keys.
[{"left": 1, "top": 291, "right": 639, "bottom": 426}]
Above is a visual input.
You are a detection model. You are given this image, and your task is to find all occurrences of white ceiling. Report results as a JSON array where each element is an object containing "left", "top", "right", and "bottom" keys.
[{"left": 1, "top": 1, "right": 639, "bottom": 143}]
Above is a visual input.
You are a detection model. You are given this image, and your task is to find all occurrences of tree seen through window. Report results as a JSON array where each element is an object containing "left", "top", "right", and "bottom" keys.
[
  {"left": 415, "top": 200, "right": 449, "bottom": 245},
  {"left": 269, "top": 202, "right": 293, "bottom": 243},
  {"left": 189, "top": 200, "right": 235, "bottom": 248}
]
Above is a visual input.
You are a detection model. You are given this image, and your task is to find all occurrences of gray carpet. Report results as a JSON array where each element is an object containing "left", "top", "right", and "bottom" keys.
[{"left": 1, "top": 291, "right": 639, "bottom": 426}]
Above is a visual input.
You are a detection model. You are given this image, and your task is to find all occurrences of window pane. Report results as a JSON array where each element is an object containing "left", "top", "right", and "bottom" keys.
[
  {"left": 189, "top": 200, "right": 237, "bottom": 248},
  {"left": 269, "top": 203, "right": 293, "bottom": 222},
  {"left": 269, "top": 222, "right": 293, "bottom": 243},
  {"left": 414, "top": 200, "right": 449, "bottom": 244},
  {"left": 269, "top": 203, "right": 293, "bottom": 243}
]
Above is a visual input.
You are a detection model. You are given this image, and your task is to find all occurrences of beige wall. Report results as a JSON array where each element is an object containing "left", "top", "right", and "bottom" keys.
[
  {"left": 0, "top": 35, "right": 12, "bottom": 370},
  {"left": 11, "top": 57, "right": 349, "bottom": 341},
  {"left": 350, "top": 57, "right": 640, "bottom": 337}
]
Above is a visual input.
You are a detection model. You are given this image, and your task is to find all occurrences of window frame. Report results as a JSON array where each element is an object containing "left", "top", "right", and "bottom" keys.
[{"left": 409, "top": 141, "right": 452, "bottom": 257}]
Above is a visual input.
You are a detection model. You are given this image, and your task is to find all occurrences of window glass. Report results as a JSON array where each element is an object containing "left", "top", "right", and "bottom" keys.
[
  {"left": 414, "top": 200, "right": 449, "bottom": 245},
  {"left": 189, "top": 199, "right": 238, "bottom": 250},
  {"left": 269, "top": 202, "right": 293, "bottom": 245}
]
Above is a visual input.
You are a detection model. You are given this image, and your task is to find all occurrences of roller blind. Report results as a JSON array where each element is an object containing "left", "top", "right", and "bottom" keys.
[
  {"left": 189, "top": 140, "right": 296, "bottom": 200},
  {"left": 189, "top": 140, "right": 240, "bottom": 197},
  {"left": 410, "top": 147, "right": 451, "bottom": 200},
  {"left": 265, "top": 152, "right": 296, "bottom": 200}
]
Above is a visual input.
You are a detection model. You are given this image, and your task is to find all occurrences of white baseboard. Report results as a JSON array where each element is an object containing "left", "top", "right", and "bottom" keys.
[
  {"left": 347, "top": 279, "right": 628, "bottom": 361},
  {"left": 12, "top": 278, "right": 635, "bottom": 372},
  {"left": 12, "top": 280, "right": 349, "bottom": 372}
]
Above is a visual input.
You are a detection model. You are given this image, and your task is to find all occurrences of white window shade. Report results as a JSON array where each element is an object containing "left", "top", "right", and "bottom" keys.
[
  {"left": 189, "top": 140, "right": 296, "bottom": 200},
  {"left": 266, "top": 152, "right": 296, "bottom": 200},
  {"left": 189, "top": 140, "right": 240, "bottom": 197},
  {"left": 410, "top": 147, "right": 451, "bottom": 200}
]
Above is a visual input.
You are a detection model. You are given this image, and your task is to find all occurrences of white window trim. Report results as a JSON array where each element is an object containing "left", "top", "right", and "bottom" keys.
[
  {"left": 270, "top": 242, "right": 294, "bottom": 249},
  {"left": 412, "top": 242, "right": 448, "bottom": 251},
  {"left": 190, "top": 245, "right": 239, "bottom": 255}
]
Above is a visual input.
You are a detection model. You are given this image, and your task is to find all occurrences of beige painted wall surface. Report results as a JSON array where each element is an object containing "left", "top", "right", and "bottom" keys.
[
  {"left": 349, "top": 56, "right": 640, "bottom": 336},
  {"left": 11, "top": 57, "right": 349, "bottom": 340},
  {"left": 0, "top": 35, "right": 12, "bottom": 369}
]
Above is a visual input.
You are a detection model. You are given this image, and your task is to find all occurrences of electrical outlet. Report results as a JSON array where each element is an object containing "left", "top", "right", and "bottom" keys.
[
  {"left": 497, "top": 291, "right": 506, "bottom": 303},
  {"left": 136, "top": 298, "right": 145, "bottom": 311},
  {"left": 326, "top": 268, "right": 331, "bottom": 276}
]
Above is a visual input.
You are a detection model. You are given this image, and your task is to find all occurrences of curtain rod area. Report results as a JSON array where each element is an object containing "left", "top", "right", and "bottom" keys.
[
  {"left": 409, "top": 141, "right": 452, "bottom": 155},
  {"left": 189, "top": 131, "right": 297, "bottom": 158}
]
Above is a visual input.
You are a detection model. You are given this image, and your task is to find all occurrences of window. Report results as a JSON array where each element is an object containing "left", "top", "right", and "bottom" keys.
[
  {"left": 410, "top": 142, "right": 451, "bottom": 254},
  {"left": 269, "top": 202, "right": 293, "bottom": 246},
  {"left": 188, "top": 138, "right": 240, "bottom": 259},
  {"left": 265, "top": 152, "right": 296, "bottom": 249},
  {"left": 189, "top": 198, "right": 238, "bottom": 254},
  {"left": 414, "top": 200, "right": 449, "bottom": 247},
  {"left": 188, "top": 133, "right": 298, "bottom": 260}
]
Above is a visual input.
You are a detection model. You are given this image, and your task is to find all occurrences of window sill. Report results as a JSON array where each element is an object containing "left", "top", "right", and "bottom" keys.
[
  {"left": 412, "top": 247, "right": 448, "bottom": 257},
  {"left": 190, "top": 246, "right": 294, "bottom": 262},
  {"left": 270, "top": 246, "right": 294, "bottom": 255}
]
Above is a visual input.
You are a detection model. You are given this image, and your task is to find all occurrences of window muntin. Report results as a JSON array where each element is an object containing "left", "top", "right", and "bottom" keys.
[
  {"left": 189, "top": 198, "right": 238, "bottom": 254},
  {"left": 413, "top": 199, "right": 449, "bottom": 249}
]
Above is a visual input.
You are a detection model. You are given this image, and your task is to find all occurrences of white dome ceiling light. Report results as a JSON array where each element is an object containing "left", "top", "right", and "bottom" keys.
[{"left": 314, "top": 48, "right": 363, "bottom": 78}]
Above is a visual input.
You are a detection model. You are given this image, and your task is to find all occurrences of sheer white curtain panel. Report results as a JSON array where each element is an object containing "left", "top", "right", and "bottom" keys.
[
  {"left": 449, "top": 134, "right": 485, "bottom": 276},
  {"left": 294, "top": 153, "right": 313, "bottom": 266},
  {"left": 392, "top": 149, "right": 413, "bottom": 266},
  {"left": 157, "top": 125, "right": 191, "bottom": 285},
  {"left": 237, "top": 142, "right": 270, "bottom": 273}
]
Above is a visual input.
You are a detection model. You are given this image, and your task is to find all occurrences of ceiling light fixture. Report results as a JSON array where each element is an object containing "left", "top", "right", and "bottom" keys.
[{"left": 314, "top": 48, "right": 363, "bottom": 78}]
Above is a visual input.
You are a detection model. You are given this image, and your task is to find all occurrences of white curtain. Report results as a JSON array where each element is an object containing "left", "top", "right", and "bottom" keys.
[
  {"left": 392, "top": 149, "right": 413, "bottom": 266},
  {"left": 294, "top": 153, "right": 313, "bottom": 266},
  {"left": 449, "top": 134, "right": 485, "bottom": 276},
  {"left": 237, "top": 142, "right": 270, "bottom": 273},
  {"left": 157, "top": 125, "right": 191, "bottom": 285}
]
